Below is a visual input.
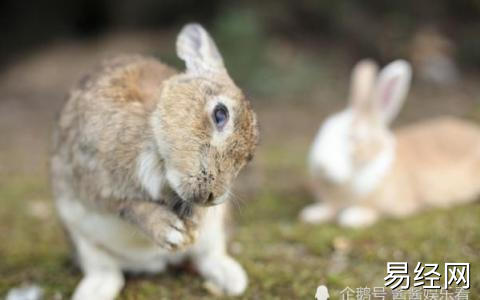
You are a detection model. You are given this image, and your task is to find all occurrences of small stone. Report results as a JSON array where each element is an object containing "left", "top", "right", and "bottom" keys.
[
  {"left": 315, "top": 285, "right": 329, "bottom": 300},
  {"left": 6, "top": 284, "right": 44, "bottom": 300},
  {"left": 230, "top": 241, "right": 243, "bottom": 254},
  {"left": 28, "top": 200, "right": 50, "bottom": 220},
  {"left": 333, "top": 236, "right": 351, "bottom": 252},
  {"left": 52, "top": 291, "right": 63, "bottom": 300}
]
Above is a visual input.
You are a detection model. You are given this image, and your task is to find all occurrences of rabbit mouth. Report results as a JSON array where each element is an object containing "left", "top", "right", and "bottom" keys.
[
  {"left": 166, "top": 188, "right": 219, "bottom": 218},
  {"left": 167, "top": 191, "right": 195, "bottom": 218}
]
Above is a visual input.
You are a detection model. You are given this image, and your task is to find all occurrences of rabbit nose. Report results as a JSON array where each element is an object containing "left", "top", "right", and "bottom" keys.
[
  {"left": 207, "top": 192, "right": 214, "bottom": 203},
  {"left": 192, "top": 192, "right": 215, "bottom": 206},
  {"left": 197, "top": 192, "right": 214, "bottom": 205},
  {"left": 201, "top": 192, "right": 215, "bottom": 206}
]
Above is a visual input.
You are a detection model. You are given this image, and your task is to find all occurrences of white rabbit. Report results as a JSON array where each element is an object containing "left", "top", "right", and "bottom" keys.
[
  {"left": 300, "top": 59, "right": 480, "bottom": 228},
  {"left": 51, "top": 23, "right": 258, "bottom": 299}
]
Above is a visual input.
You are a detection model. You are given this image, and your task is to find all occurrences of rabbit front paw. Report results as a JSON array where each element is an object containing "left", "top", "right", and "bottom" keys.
[
  {"left": 196, "top": 254, "right": 248, "bottom": 296},
  {"left": 158, "top": 218, "right": 198, "bottom": 251},
  {"left": 72, "top": 271, "right": 124, "bottom": 300},
  {"left": 120, "top": 200, "right": 200, "bottom": 251},
  {"left": 338, "top": 206, "right": 379, "bottom": 228},
  {"left": 299, "top": 202, "right": 336, "bottom": 224}
]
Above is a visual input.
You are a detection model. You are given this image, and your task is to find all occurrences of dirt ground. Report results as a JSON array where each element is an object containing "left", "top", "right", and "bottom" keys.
[{"left": 0, "top": 31, "right": 479, "bottom": 299}]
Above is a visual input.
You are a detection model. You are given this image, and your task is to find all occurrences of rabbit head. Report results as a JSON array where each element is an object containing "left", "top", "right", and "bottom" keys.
[
  {"left": 309, "top": 59, "right": 412, "bottom": 195},
  {"left": 151, "top": 24, "right": 259, "bottom": 207}
]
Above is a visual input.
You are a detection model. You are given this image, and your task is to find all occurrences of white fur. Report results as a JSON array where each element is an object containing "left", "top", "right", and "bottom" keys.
[
  {"left": 299, "top": 202, "right": 336, "bottom": 224},
  {"left": 309, "top": 109, "right": 354, "bottom": 184},
  {"left": 149, "top": 110, "right": 187, "bottom": 202},
  {"left": 351, "top": 138, "right": 395, "bottom": 196},
  {"left": 70, "top": 231, "right": 125, "bottom": 300},
  {"left": 349, "top": 59, "right": 378, "bottom": 107},
  {"left": 309, "top": 110, "right": 395, "bottom": 196},
  {"left": 165, "top": 229, "right": 185, "bottom": 246},
  {"left": 195, "top": 254, "right": 247, "bottom": 296},
  {"left": 176, "top": 23, "right": 225, "bottom": 74},
  {"left": 165, "top": 168, "right": 183, "bottom": 194},
  {"left": 136, "top": 148, "right": 165, "bottom": 199},
  {"left": 338, "top": 206, "right": 379, "bottom": 228},
  {"left": 58, "top": 193, "right": 246, "bottom": 298},
  {"left": 73, "top": 272, "right": 124, "bottom": 300},
  {"left": 373, "top": 60, "right": 412, "bottom": 124},
  {"left": 190, "top": 205, "right": 247, "bottom": 296}
]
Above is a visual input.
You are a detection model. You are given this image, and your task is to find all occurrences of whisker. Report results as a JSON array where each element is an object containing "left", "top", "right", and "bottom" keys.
[{"left": 226, "top": 188, "right": 245, "bottom": 215}]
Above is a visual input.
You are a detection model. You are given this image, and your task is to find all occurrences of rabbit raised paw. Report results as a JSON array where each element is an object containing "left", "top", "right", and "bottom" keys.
[{"left": 51, "top": 23, "right": 258, "bottom": 299}]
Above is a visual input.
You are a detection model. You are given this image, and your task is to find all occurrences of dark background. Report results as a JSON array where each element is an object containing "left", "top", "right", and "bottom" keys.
[{"left": 2, "top": 0, "right": 480, "bottom": 68}]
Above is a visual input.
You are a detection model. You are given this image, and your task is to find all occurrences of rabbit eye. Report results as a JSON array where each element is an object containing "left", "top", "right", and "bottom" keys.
[{"left": 212, "top": 103, "right": 229, "bottom": 130}]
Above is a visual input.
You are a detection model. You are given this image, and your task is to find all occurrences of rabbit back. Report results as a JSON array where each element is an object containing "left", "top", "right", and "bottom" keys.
[{"left": 395, "top": 117, "right": 480, "bottom": 208}]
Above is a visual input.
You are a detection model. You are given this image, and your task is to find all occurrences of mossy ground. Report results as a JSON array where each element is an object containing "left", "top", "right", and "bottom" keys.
[{"left": 1, "top": 156, "right": 478, "bottom": 299}]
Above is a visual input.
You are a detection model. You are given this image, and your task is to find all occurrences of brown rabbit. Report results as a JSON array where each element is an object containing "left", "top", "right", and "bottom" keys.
[
  {"left": 301, "top": 59, "right": 480, "bottom": 228},
  {"left": 51, "top": 24, "right": 258, "bottom": 299}
]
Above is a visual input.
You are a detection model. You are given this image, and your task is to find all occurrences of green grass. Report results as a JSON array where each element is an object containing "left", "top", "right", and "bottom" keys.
[{"left": 0, "top": 173, "right": 478, "bottom": 299}]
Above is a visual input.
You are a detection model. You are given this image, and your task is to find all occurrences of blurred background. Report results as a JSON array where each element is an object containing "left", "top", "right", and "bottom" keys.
[{"left": 1, "top": 1, "right": 479, "bottom": 299}]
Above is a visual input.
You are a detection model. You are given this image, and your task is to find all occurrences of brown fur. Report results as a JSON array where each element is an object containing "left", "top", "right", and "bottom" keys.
[
  {"left": 51, "top": 54, "right": 258, "bottom": 248},
  {"left": 153, "top": 75, "right": 258, "bottom": 201},
  {"left": 368, "top": 117, "right": 480, "bottom": 216}
]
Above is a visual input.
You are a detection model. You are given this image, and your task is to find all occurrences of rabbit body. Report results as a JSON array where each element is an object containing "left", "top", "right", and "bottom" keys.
[
  {"left": 301, "top": 59, "right": 480, "bottom": 228},
  {"left": 51, "top": 24, "right": 258, "bottom": 299},
  {"left": 360, "top": 117, "right": 480, "bottom": 218}
]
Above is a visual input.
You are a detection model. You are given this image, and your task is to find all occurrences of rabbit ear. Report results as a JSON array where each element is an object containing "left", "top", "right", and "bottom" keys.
[
  {"left": 372, "top": 60, "right": 412, "bottom": 124},
  {"left": 176, "top": 23, "right": 225, "bottom": 74},
  {"left": 349, "top": 59, "right": 378, "bottom": 112}
]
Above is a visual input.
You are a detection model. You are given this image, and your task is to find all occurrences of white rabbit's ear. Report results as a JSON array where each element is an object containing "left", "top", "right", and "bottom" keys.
[
  {"left": 176, "top": 23, "right": 225, "bottom": 74},
  {"left": 349, "top": 59, "right": 378, "bottom": 112},
  {"left": 372, "top": 60, "right": 412, "bottom": 124}
]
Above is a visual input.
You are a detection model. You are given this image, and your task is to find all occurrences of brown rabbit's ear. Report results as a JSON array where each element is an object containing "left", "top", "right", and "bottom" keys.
[
  {"left": 176, "top": 23, "right": 225, "bottom": 74},
  {"left": 372, "top": 60, "right": 412, "bottom": 125},
  {"left": 349, "top": 59, "right": 378, "bottom": 112}
]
